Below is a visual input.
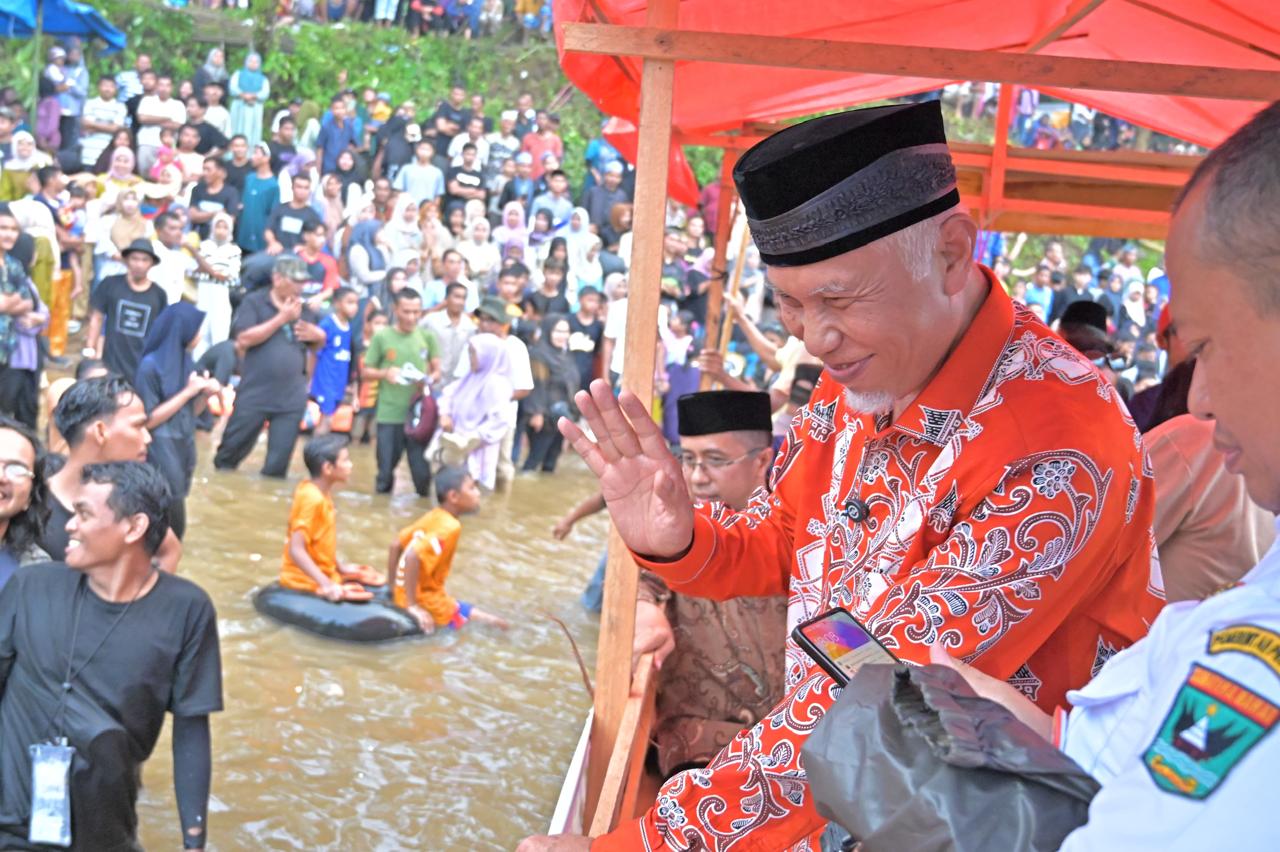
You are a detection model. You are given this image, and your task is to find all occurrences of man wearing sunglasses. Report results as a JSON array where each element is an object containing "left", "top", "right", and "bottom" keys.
[{"left": 634, "top": 390, "right": 788, "bottom": 779}]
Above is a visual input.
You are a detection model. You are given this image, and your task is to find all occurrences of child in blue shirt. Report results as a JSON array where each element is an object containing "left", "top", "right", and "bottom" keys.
[{"left": 310, "top": 287, "right": 360, "bottom": 434}]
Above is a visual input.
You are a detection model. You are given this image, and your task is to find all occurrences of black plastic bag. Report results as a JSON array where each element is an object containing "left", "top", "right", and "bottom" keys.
[{"left": 802, "top": 664, "right": 1100, "bottom": 852}]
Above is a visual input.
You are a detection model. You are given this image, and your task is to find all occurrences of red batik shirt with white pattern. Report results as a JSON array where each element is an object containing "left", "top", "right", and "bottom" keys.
[{"left": 596, "top": 272, "right": 1163, "bottom": 851}]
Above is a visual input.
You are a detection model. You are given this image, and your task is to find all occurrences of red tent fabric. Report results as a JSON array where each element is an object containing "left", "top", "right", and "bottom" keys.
[{"left": 554, "top": 0, "right": 1278, "bottom": 203}]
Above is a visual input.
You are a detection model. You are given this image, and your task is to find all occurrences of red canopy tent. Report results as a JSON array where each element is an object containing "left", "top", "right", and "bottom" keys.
[{"left": 555, "top": 0, "right": 1279, "bottom": 204}]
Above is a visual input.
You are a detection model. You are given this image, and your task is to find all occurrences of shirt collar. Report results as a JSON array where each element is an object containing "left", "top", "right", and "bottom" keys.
[{"left": 888, "top": 266, "right": 1014, "bottom": 446}]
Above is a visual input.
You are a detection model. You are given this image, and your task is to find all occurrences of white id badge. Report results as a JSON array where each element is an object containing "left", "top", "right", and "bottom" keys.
[{"left": 28, "top": 741, "right": 75, "bottom": 847}]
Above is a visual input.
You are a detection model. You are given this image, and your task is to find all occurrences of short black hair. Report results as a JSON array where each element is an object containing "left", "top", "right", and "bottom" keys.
[
  {"left": 185, "top": 95, "right": 207, "bottom": 108},
  {"left": 279, "top": 116, "right": 296, "bottom": 128},
  {"left": 548, "top": 169, "right": 567, "bottom": 181},
  {"left": 578, "top": 285, "right": 602, "bottom": 301},
  {"left": 441, "top": 248, "right": 462, "bottom": 263},
  {"left": 54, "top": 376, "right": 138, "bottom": 449},
  {"left": 81, "top": 461, "right": 170, "bottom": 556},
  {"left": 331, "top": 94, "right": 345, "bottom": 105},
  {"left": 435, "top": 465, "right": 471, "bottom": 505},
  {"left": 229, "top": 134, "right": 247, "bottom": 144},
  {"left": 462, "top": 142, "right": 477, "bottom": 153},
  {"left": 292, "top": 172, "right": 312, "bottom": 185},
  {"left": 332, "top": 285, "right": 357, "bottom": 302},
  {"left": 392, "top": 287, "right": 422, "bottom": 305},
  {"left": 303, "top": 434, "right": 349, "bottom": 477},
  {"left": 35, "top": 165, "right": 61, "bottom": 188},
  {"left": 444, "top": 282, "right": 468, "bottom": 298},
  {"left": 0, "top": 415, "right": 47, "bottom": 556},
  {"left": 73, "top": 357, "right": 106, "bottom": 381},
  {"left": 500, "top": 262, "right": 529, "bottom": 279},
  {"left": 154, "top": 210, "right": 181, "bottom": 231},
  {"left": 301, "top": 219, "right": 326, "bottom": 235},
  {"left": 542, "top": 258, "right": 567, "bottom": 273},
  {"left": 203, "top": 155, "right": 226, "bottom": 171}
]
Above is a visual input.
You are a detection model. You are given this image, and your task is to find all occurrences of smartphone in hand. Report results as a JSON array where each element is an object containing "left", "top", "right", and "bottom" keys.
[{"left": 792, "top": 606, "right": 900, "bottom": 687}]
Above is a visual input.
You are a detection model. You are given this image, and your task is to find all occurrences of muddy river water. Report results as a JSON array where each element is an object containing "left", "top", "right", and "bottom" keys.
[{"left": 133, "top": 433, "right": 605, "bottom": 850}]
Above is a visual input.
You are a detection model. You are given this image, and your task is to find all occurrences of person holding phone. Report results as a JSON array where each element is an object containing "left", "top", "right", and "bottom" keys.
[
  {"left": 632, "top": 390, "right": 788, "bottom": 779},
  {"left": 521, "top": 101, "right": 1162, "bottom": 852}
]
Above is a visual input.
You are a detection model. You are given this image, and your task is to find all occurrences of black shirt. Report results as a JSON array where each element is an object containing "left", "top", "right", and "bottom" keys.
[
  {"left": 230, "top": 288, "right": 318, "bottom": 413},
  {"left": 268, "top": 142, "right": 297, "bottom": 175},
  {"left": 36, "top": 496, "right": 73, "bottom": 562},
  {"left": 223, "top": 158, "right": 251, "bottom": 193},
  {"left": 265, "top": 203, "right": 321, "bottom": 252},
  {"left": 191, "top": 121, "right": 228, "bottom": 155},
  {"left": 188, "top": 181, "right": 241, "bottom": 239},
  {"left": 374, "top": 118, "right": 413, "bottom": 179},
  {"left": 525, "top": 290, "right": 571, "bottom": 319},
  {"left": 0, "top": 564, "right": 222, "bottom": 851},
  {"left": 445, "top": 165, "right": 484, "bottom": 210},
  {"left": 567, "top": 314, "right": 603, "bottom": 394},
  {"left": 90, "top": 276, "right": 168, "bottom": 381}
]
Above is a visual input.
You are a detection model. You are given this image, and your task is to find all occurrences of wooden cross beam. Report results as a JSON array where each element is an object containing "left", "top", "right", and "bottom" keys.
[{"left": 561, "top": 23, "right": 1280, "bottom": 101}]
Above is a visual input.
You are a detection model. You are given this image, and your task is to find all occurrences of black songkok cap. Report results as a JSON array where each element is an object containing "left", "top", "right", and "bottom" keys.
[
  {"left": 677, "top": 391, "right": 773, "bottom": 437},
  {"left": 734, "top": 101, "right": 959, "bottom": 267}
]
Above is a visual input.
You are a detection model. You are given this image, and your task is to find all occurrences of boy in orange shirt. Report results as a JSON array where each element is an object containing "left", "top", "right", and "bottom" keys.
[
  {"left": 388, "top": 466, "right": 509, "bottom": 633},
  {"left": 281, "top": 434, "right": 383, "bottom": 601}
]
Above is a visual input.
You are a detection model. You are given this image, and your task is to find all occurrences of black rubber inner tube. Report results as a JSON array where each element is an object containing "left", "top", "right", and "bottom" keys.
[{"left": 253, "top": 582, "right": 424, "bottom": 643}]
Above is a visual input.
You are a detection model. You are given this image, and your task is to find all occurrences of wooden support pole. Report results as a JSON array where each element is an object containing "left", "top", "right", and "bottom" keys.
[
  {"left": 985, "top": 84, "right": 1016, "bottom": 215},
  {"left": 562, "top": 23, "right": 1280, "bottom": 101},
  {"left": 583, "top": 0, "right": 678, "bottom": 833},
  {"left": 698, "top": 151, "right": 739, "bottom": 390},
  {"left": 1025, "top": 0, "right": 1111, "bottom": 53}
]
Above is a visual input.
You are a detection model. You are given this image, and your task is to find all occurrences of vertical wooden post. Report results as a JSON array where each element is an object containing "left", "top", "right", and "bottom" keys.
[
  {"left": 985, "top": 84, "right": 1015, "bottom": 216},
  {"left": 584, "top": 0, "right": 679, "bottom": 833},
  {"left": 698, "top": 150, "right": 739, "bottom": 390}
]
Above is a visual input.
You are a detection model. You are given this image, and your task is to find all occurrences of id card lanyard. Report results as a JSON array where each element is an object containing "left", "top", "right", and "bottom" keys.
[{"left": 30, "top": 572, "right": 151, "bottom": 847}]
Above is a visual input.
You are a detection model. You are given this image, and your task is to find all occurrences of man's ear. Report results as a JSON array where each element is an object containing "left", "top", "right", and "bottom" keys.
[
  {"left": 89, "top": 419, "right": 109, "bottom": 448},
  {"left": 123, "top": 512, "right": 151, "bottom": 548},
  {"left": 938, "top": 213, "right": 978, "bottom": 296}
]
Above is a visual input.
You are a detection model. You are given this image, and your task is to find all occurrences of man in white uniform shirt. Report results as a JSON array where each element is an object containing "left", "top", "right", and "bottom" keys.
[
  {"left": 455, "top": 297, "right": 533, "bottom": 488},
  {"left": 939, "top": 100, "right": 1280, "bottom": 851}
]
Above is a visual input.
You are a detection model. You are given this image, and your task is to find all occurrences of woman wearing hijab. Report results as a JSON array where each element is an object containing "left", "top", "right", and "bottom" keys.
[
  {"left": 195, "top": 211, "right": 241, "bottom": 351},
  {"left": 135, "top": 303, "right": 219, "bottom": 540},
  {"left": 91, "top": 130, "right": 135, "bottom": 176},
  {"left": 384, "top": 195, "right": 423, "bottom": 258},
  {"left": 347, "top": 218, "right": 388, "bottom": 302},
  {"left": 230, "top": 53, "right": 271, "bottom": 146},
  {"left": 456, "top": 216, "right": 500, "bottom": 289},
  {"left": 1117, "top": 279, "right": 1149, "bottom": 335},
  {"left": 437, "top": 334, "right": 513, "bottom": 490},
  {"left": 521, "top": 313, "right": 579, "bottom": 473},
  {"left": 194, "top": 48, "right": 229, "bottom": 94},
  {"left": 94, "top": 188, "right": 151, "bottom": 284},
  {"left": 95, "top": 145, "right": 142, "bottom": 207},
  {"left": 0, "top": 132, "right": 52, "bottom": 202},
  {"left": 492, "top": 201, "right": 528, "bottom": 248}
]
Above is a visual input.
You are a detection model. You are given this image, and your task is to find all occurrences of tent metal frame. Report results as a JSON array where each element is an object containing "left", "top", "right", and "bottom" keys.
[{"left": 562, "top": 6, "right": 1280, "bottom": 835}]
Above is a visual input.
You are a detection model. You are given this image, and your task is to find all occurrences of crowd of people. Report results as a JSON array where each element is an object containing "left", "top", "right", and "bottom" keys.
[{"left": 0, "top": 27, "right": 1275, "bottom": 851}]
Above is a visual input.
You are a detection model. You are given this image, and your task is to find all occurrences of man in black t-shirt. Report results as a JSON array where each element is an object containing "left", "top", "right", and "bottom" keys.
[
  {"left": 0, "top": 461, "right": 221, "bottom": 852},
  {"left": 263, "top": 174, "right": 321, "bottom": 255},
  {"left": 213, "top": 256, "right": 324, "bottom": 478},
  {"left": 86, "top": 239, "right": 167, "bottom": 380},
  {"left": 41, "top": 376, "right": 184, "bottom": 574},
  {"left": 187, "top": 157, "right": 241, "bottom": 240},
  {"left": 222, "top": 135, "right": 251, "bottom": 193},
  {"left": 445, "top": 143, "right": 486, "bottom": 212},
  {"left": 567, "top": 286, "right": 604, "bottom": 394},
  {"left": 268, "top": 116, "right": 299, "bottom": 175},
  {"left": 182, "top": 96, "right": 228, "bottom": 156}
]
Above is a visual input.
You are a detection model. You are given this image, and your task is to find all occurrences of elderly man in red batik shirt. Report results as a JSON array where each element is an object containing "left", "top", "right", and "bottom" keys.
[{"left": 520, "top": 100, "right": 1163, "bottom": 852}]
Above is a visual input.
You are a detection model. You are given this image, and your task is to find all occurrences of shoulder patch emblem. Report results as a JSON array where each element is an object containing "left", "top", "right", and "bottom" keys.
[
  {"left": 1208, "top": 624, "right": 1280, "bottom": 678},
  {"left": 1143, "top": 664, "right": 1279, "bottom": 799}
]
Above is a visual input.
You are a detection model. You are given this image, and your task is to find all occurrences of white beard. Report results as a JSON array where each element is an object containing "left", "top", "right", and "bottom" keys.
[{"left": 844, "top": 388, "right": 895, "bottom": 415}]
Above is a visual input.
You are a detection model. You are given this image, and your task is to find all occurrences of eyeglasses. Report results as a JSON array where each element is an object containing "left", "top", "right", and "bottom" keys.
[
  {"left": 678, "top": 447, "right": 770, "bottom": 473},
  {"left": 0, "top": 462, "right": 34, "bottom": 481}
]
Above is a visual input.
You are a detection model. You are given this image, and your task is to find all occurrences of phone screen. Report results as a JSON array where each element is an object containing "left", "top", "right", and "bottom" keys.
[{"left": 798, "top": 610, "right": 897, "bottom": 681}]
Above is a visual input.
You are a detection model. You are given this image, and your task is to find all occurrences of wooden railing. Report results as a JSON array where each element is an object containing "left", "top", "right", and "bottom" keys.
[{"left": 588, "top": 652, "right": 658, "bottom": 836}]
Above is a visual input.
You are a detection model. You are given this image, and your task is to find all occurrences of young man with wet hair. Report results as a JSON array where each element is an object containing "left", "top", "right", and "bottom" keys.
[
  {"left": 0, "top": 461, "right": 222, "bottom": 851},
  {"left": 43, "top": 375, "right": 182, "bottom": 573}
]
